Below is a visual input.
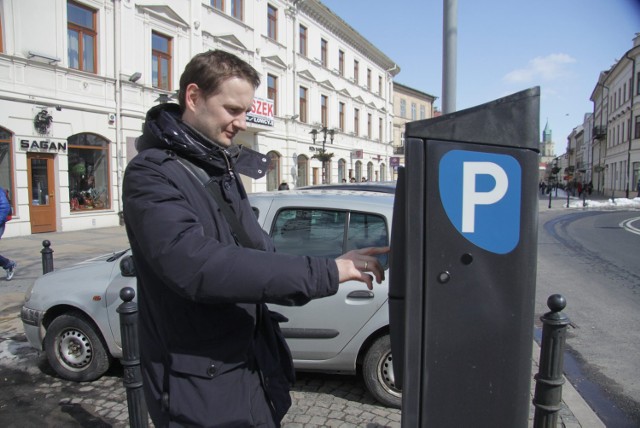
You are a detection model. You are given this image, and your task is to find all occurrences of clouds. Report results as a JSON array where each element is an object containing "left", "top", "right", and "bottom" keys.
[{"left": 503, "top": 54, "right": 576, "bottom": 84}]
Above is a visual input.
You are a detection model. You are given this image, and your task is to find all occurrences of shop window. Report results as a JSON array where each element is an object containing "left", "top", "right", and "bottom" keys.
[
  {"left": 0, "top": 127, "right": 14, "bottom": 213},
  {"left": 67, "top": 1, "right": 97, "bottom": 73},
  {"left": 296, "top": 155, "right": 308, "bottom": 187},
  {"left": 68, "top": 133, "right": 110, "bottom": 211},
  {"left": 266, "top": 151, "right": 281, "bottom": 191}
]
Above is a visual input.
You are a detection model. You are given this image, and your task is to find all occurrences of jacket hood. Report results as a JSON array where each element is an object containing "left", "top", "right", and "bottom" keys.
[{"left": 136, "top": 103, "right": 268, "bottom": 179}]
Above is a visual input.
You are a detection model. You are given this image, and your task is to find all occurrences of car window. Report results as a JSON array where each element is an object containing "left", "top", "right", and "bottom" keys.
[{"left": 271, "top": 208, "right": 389, "bottom": 266}]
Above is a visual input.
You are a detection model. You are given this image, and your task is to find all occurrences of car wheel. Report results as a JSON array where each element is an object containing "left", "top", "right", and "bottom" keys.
[
  {"left": 44, "top": 312, "right": 111, "bottom": 382},
  {"left": 362, "top": 334, "right": 402, "bottom": 408}
]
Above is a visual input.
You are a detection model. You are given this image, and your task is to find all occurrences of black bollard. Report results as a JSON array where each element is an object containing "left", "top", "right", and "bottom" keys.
[
  {"left": 582, "top": 190, "right": 587, "bottom": 207},
  {"left": 41, "top": 240, "right": 54, "bottom": 274},
  {"left": 548, "top": 186, "right": 552, "bottom": 209},
  {"left": 117, "top": 287, "right": 148, "bottom": 428},
  {"left": 533, "top": 294, "right": 570, "bottom": 428},
  {"left": 566, "top": 189, "right": 570, "bottom": 208}
]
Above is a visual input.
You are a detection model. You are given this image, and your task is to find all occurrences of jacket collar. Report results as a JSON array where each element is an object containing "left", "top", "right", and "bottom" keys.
[{"left": 137, "top": 103, "right": 268, "bottom": 179}]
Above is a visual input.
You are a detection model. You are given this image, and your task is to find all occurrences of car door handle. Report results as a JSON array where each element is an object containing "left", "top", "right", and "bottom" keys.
[{"left": 347, "top": 290, "right": 374, "bottom": 299}]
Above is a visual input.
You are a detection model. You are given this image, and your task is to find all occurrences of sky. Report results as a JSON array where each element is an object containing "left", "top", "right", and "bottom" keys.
[{"left": 320, "top": 0, "right": 640, "bottom": 155}]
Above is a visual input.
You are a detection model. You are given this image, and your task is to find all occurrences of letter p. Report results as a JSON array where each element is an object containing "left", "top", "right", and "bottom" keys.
[{"left": 462, "top": 162, "right": 508, "bottom": 233}]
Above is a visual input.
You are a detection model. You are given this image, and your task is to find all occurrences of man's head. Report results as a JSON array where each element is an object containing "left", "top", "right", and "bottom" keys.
[{"left": 179, "top": 50, "right": 261, "bottom": 147}]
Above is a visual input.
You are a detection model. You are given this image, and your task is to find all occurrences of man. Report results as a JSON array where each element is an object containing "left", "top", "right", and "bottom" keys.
[
  {"left": 122, "top": 50, "right": 387, "bottom": 427},
  {"left": 0, "top": 187, "right": 16, "bottom": 280}
]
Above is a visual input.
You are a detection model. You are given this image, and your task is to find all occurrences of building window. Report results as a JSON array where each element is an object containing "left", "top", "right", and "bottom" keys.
[
  {"left": 378, "top": 117, "right": 383, "bottom": 142},
  {"left": 420, "top": 105, "right": 426, "bottom": 120},
  {"left": 267, "top": 4, "right": 277, "bottom": 41},
  {"left": 67, "top": 1, "right": 97, "bottom": 73},
  {"left": 400, "top": 99, "right": 406, "bottom": 118},
  {"left": 339, "top": 102, "right": 345, "bottom": 131},
  {"left": 378, "top": 76, "right": 383, "bottom": 95},
  {"left": 411, "top": 103, "right": 417, "bottom": 120},
  {"left": 635, "top": 115, "right": 640, "bottom": 139},
  {"left": 68, "top": 133, "right": 110, "bottom": 212},
  {"left": 231, "top": 0, "right": 243, "bottom": 20},
  {"left": 299, "top": 25, "right": 307, "bottom": 56},
  {"left": 266, "top": 151, "right": 280, "bottom": 191},
  {"left": 353, "top": 60, "right": 359, "bottom": 84},
  {"left": 299, "top": 86, "right": 308, "bottom": 123},
  {"left": 0, "top": 127, "right": 14, "bottom": 213},
  {"left": 210, "top": 0, "right": 223, "bottom": 11},
  {"left": 354, "top": 108, "right": 359, "bottom": 136},
  {"left": 321, "top": 95, "right": 328, "bottom": 127},
  {"left": 152, "top": 32, "right": 172, "bottom": 90},
  {"left": 637, "top": 72, "right": 640, "bottom": 96},
  {"left": 367, "top": 69, "right": 371, "bottom": 90},
  {"left": 321, "top": 39, "right": 328, "bottom": 67},
  {"left": 267, "top": 74, "right": 278, "bottom": 115},
  {"left": 338, "top": 50, "right": 345, "bottom": 76},
  {"left": 367, "top": 113, "right": 372, "bottom": 138}
]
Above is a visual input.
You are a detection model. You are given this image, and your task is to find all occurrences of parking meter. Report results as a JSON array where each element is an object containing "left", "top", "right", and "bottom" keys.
[{"left": 389, "top": 87, "right": 540, "bottom": 427}]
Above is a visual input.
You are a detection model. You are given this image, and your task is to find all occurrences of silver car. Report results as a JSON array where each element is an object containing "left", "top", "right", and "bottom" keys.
[{"left": 21, "top": 188, "right": 400, "bottom": 407}]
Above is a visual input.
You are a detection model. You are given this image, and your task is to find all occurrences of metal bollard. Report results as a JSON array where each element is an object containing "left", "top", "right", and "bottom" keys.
[
  {"left": 533, "top": 294, "right": 570, "bottom": 428},
  {"left": 548, "top": 187, "right": 552, "bottom": 209},
  {"left": 41, "top": 240, "right": 54, "bottom": 274},
  {"left": 566, "top": 189, "right": 570, "bottom": 208},
  {"left": 117, "top": 287, "right": 148, "bottom": 428}
]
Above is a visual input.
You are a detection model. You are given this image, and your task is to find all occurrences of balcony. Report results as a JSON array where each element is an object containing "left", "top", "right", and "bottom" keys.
[
  {"left": 393, "top": 145, "right": 405, "bottom": 155},
  {"left": 593, "top": 125, "right": 607, "bottom": 139}
]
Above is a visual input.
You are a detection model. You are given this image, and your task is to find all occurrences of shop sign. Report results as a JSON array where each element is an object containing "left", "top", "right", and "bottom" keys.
[
  {"left": 246, "top": 97, "right": 274, "bottom": 127},
  {"left": 19, "top": 139, "right": 68, "bottom": 153}
]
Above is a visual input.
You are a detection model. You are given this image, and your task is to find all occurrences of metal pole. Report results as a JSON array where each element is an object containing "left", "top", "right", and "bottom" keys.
[
  {"left": 118, "top": 287, "right": 148, "bottom": 428},
  {"left": 548, "top": 185, "right": 552, "bottom": 209},
  {"left": 533, "top": 294, "right": 570, "bottom": 428},
  {"left": 41, "top": 240, "right": 54, "bottom": 274},
  {"left": 442, "top": 0, "right": 457, "bottom": 114},
  {"left": 566, "top": 188, "right": 570, "bottom": 208}
]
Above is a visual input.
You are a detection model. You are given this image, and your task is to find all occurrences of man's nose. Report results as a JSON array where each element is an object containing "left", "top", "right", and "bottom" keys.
[{"left": 234, "top": 114, "right": 247, "bottom": 131}]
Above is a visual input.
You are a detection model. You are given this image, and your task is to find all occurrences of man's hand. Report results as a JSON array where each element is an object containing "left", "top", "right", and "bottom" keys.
[{"left": 335, "top": 246, "right": 390, "bottom": 290}]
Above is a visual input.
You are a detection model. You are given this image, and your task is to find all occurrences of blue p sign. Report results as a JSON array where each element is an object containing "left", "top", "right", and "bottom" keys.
[{"left": 439, "top": 150, "right": 521, "bottom": 254}]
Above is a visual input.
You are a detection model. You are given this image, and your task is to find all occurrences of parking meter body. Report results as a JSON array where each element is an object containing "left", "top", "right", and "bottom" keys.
[{"left": 389, "top": 87, "right": 540, "bottom": 427}]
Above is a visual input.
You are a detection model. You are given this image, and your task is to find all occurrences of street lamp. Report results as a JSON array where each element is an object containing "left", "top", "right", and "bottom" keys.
[{"left": 309, "top": 126, "right": 334, "bottom": 184}]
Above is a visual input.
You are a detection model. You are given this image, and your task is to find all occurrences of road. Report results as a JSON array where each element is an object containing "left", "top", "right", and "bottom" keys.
[{"left": 536, "top": 208, "right": 640, "bottom": 427}]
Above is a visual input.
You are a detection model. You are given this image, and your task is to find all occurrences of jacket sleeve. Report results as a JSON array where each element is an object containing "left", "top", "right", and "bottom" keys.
[{"left": 123, "top": 156, "right": 339, "bottom": 306}]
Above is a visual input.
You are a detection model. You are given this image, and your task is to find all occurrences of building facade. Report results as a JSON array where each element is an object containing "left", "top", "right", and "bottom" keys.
[
  {"left": 390, "top": 81, "right": 437, "bottom": 179},
  {"left": 0, "top": 0, "right": 400, "bottom": 237},
  {"left": 589, "top": 33, "right": 640, "bottom": 198}
]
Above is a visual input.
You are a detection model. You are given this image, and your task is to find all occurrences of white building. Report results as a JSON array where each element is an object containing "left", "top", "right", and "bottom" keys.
[
  {"left": 589, "top": 33, "right": 640, "bottom": 198},
  {"left": 0, "top": 0, "right": 400, "bottom": 237}
]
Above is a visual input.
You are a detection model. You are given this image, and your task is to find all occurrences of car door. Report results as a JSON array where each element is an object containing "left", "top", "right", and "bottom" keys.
[{"left": 254, "top": 195, "right": 390, "bottom": 361}]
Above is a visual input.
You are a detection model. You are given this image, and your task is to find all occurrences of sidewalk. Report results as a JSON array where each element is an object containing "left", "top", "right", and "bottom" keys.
[{"left": 0, "top": 217, "right": 610, "bottom": 426}]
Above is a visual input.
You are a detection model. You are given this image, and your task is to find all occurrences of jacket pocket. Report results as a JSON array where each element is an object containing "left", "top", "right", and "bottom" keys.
[{"left": 167, "top": 353, "right": 249, "bottom": 426}]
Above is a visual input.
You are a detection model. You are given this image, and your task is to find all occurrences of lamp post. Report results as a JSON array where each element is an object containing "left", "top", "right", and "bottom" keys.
[{"left": 309, "top": 126, "right": 334, "bottom": 184}]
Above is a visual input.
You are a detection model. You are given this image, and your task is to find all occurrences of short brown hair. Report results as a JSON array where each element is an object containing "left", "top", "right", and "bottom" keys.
[{"left": 178, "top": 50, "right": 261, "bottom": 110}]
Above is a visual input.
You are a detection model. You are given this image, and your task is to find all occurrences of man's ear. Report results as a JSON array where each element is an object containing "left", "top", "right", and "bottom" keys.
[{"left": 184, "top": 83, "right": 200, "bottom": 112}]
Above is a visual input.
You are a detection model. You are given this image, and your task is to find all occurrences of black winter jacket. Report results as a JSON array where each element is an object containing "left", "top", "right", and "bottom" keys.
[{"left": 122, "top": 104, "right": 339, "bottom": 427}]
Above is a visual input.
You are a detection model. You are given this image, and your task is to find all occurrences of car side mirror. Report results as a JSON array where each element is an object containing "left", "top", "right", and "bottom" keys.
[{"left": 120, "top": 255, "right": 136, "bottom": 277}]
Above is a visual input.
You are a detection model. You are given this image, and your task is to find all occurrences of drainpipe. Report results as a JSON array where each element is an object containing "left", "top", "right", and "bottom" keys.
[
  {"left": 114, "top": 0, "right": 124, "bottom": 213},
  {"left": 624, "top": 51, "right": 636, "bottom": 198}
]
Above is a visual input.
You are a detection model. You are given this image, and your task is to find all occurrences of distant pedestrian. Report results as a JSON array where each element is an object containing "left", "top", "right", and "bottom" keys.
[
  {"left": 350, "top": 177, "right": 356, "bottom": 183},
  {"left": 278, "top": 181, "right": 290, "bottom": 191},
  {"left": 0, "top": 187, "right": 16, "bottom": 280}
]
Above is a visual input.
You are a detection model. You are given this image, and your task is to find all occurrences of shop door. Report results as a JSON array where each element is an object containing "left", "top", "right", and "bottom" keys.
[{"left": 28, "top": 153, "right": 56, "bottom": 233}]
